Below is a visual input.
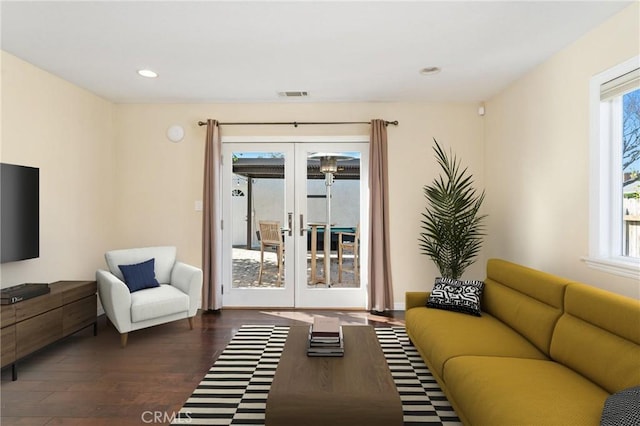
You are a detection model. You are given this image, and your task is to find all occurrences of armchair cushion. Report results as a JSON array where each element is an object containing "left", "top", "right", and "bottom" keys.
[
  {"left": 118, "top": 258, "right": 160, "bottom": 293},
  {"left": 131, "top": 284, "right": 190, "bottom": 323}
]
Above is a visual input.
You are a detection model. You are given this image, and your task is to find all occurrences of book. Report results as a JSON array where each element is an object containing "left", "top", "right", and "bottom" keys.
[
  {"left": 311, "top": 316, "right": 340, "bottom": 337},
  {"left": 309, "top": 326, "right": 343, "bottom": 346},
  {"left": 309, "top": 339, "right": 341, "bottom": 347},
  {"left": 0, "top": 283, "right": 50, "bottom": 304},
  {"left": 307, "top": 343, "right": 344, "bottom": 357},
  {"left": 307, "top": 350, "right": 344, "bottom": 357}
]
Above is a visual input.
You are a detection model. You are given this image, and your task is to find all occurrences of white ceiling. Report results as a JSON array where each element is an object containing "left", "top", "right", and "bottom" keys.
[{"left": 1, "top": 1, "right": 632, "bottom": 104}]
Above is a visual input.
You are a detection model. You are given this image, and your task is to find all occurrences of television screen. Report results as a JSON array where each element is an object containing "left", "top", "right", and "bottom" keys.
[{"left": 1, "top": 163, "right": 39, "bottom": 263}]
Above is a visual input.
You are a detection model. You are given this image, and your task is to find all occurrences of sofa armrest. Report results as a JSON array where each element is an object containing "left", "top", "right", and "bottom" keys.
[
  {"left": 171, "top": 261, "right": 203, "bottom": 316},
  {"left": 406, "top": 292, "right": 430, "bottom": 310},
  {"left": 96, "top": 269, "right": 132, "bottom": 333}
]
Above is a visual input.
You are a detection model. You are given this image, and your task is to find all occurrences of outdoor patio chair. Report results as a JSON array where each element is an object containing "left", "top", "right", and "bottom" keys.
[
  {"left": 338, "top": 224, "right": 359, "bottom": 284},
  {"left": 258, "top": 221, "right": 284, "bottom": 286}
]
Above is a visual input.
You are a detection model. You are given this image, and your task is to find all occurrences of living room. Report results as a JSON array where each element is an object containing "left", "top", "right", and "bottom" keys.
[{"left": 1, "top": 1, "right": 639, "bottom": 425}]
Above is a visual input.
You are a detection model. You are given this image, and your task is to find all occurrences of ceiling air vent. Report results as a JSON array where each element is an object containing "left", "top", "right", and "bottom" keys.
[{"left": 277, "top": 91, "right": 309, "bottom": 98}]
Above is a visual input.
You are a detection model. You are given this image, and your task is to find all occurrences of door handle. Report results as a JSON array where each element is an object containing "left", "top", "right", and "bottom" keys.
[
  {"left": 300, "top": 214, "right": 306, "bottom": 236},
  {"left": 287, "top": 212, "right": 293, "bottom": 237}
]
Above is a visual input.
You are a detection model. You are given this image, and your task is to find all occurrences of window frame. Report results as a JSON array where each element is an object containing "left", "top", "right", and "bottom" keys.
[{"left": 585, "top": 56, "right": 640, "bottom": 279}]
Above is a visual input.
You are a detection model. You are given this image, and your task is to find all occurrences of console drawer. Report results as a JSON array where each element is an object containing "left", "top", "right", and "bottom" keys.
[
  {"left": 16, "top": 308, "right": 63, "bottom": 359},
  {"left": 1, "top": 325, "right": 16, "bottom": 367},
  {"left": 63, "top": 295, "right": 97, "bottom": 336}
]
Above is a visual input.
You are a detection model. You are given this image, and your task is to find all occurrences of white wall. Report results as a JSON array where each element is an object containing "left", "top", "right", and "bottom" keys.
[
  {"left": 232, "top": 177, "right": 361, "bottom": 248},
  {"left": 484, "top": 3, "right": 640, "bottom": 298}
]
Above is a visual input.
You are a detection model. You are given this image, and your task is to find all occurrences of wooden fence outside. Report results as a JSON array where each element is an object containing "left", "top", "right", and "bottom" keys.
[{"left": 624, "top": 198, "right": 640, "bottom": 258}]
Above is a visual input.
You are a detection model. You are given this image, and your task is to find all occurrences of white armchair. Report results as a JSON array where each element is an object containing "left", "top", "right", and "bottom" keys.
[{"left": 96, "top": 246, "right": 202, "bottom": 347}]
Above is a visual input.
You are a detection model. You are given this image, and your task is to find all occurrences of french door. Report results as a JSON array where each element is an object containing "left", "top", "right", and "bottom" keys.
[{"left": 221, "top": 137, "right": 369, "bottom": 308}]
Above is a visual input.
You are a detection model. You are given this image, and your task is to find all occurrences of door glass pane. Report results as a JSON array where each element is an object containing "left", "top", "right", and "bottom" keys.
[
  {"left": 306, "top": 152, "right": 361, "bottom": 288},
  {"left": 231, "top": 152, "right": 286, "bottom": 288}
]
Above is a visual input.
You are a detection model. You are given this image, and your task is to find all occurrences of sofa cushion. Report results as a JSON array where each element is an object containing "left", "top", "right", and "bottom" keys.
[
  {"left": 118, "top": 258, "right": 160, "bottom": 293},
  {"left": 405, "top": 306, "right": 547, "bottom": 379},
  {"left": 427, "top": 277, "right": 484, "bottom": 316},
  {"left": 486, "top": 259, "right": 568, "bottom": 309},
  {"left": 444, "top": 356, "right": 609, "bottom": 426},
  {"left": 483, "top": 259, "right": 569, "bottom": 356},
  {"left": 550, "top": 283, "right": 640, "bottom": 394},
  {"left": 106, "top": 246, "right": 177, "bottom": 284},
  {"left": 130, "top": 284, "right": 189, "bottom": 323}
]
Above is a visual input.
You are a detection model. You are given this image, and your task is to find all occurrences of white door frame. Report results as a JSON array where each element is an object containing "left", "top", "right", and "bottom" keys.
[{"left": 221, "top": 135, "right": 369, "bottom": 309}]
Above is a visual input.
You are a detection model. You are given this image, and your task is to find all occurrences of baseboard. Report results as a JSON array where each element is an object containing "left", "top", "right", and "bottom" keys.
[{"left": 394, "top": 301, "right": 405, "bottom": 311}]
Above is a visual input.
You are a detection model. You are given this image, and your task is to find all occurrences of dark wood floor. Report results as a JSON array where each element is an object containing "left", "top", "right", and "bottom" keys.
[{"left": 1, "top": 309, "right": 405, "bottom": 426}]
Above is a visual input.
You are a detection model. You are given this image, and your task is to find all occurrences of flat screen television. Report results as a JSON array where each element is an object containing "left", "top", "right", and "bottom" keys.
[{"left": 1, "top": 163, "right": 39, "bottom": 263}]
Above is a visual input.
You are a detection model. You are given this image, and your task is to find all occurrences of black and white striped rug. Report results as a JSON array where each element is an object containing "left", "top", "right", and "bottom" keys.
[{"left": 173, "top": 325, "right": 460, "bottom": 425}]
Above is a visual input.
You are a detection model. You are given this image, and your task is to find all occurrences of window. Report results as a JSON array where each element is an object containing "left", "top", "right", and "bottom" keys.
[
  {"left": 622, "top": 88, "right": 640, "bottom": 257},
  {"left": 586, "top": 57, "right": 640, "bottom": 278}
]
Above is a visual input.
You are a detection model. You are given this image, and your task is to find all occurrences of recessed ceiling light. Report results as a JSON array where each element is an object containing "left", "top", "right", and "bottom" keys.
[
  {"left": 137, "top": 69, "right": 158, "bottom": 78},
  {"left": 419, "top": 67, "right": 441, "bottom": 76}
]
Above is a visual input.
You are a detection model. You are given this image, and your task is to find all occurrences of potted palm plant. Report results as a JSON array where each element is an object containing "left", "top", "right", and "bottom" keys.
[{"left": 419, "top": 139, "right": 486, "bottom": 279}]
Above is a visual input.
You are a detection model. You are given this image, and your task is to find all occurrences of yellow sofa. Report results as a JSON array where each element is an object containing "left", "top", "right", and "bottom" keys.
[{"left": 405, "top": 258, "right": 640, "bottom": 426}]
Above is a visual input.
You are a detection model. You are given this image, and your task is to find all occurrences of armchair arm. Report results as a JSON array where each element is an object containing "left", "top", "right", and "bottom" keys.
[
  {"left": 406, "top": 292, "right": 430, "bottom": 310},
  {"left": 96, "top": 269, "right": 133, "bottom": 333},
  {"left": 171, "top": 261, "right": 203, "bottom": 316}
]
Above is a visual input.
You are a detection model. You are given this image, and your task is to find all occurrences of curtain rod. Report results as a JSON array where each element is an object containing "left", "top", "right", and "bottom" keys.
[{"left": 197, "top": 120, "right": 398, "bottom": 128}]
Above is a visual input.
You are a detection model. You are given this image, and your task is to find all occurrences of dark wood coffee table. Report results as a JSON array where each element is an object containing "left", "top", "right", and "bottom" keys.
[{"left": 265, "top": 325, "right": 403, "bottom": 426}]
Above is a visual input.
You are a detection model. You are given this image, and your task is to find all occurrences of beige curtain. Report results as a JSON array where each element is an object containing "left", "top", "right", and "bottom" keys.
[
  {"left": 368, "top": 119, "right": 394, "bottom": 312},
  {"left": 202, "top": 119, "right": 223, "bottom": 310}
]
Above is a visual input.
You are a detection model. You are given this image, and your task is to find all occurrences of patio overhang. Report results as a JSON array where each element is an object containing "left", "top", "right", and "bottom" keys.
[{"left": 232, "top": 157, "right": 360, "bottom": 180}]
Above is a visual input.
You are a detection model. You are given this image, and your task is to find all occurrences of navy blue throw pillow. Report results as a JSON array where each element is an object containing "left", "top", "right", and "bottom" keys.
[{"left": 118, "top": 258, "right": 160, "bottom": 293}]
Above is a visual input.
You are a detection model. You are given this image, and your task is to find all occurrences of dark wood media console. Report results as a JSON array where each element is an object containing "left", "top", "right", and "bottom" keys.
[{"left": 0, "top": 280, "right": 97, "bottom": 380}]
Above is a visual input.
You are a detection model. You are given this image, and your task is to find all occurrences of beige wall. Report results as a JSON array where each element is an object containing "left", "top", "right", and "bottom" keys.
[
  {"left": 114, "top": 102, "right": 486, "bottom": 307},
  {"left": 0, "top": 52, "right": 116, "bottom": 287},
  {"left": 1, "top": 50, "right": 485, "bottom": 306},
  {"left": 484, "top": 3, "right": 640, "bottom": 299}
]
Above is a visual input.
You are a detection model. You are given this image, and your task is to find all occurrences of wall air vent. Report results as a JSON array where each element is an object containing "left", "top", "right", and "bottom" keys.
[{"left": 277, "top": 91, "right": 309, "bottom": 98}]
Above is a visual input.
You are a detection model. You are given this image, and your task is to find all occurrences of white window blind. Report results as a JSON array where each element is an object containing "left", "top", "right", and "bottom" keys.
[{"left": 601, "top": 68, "right": 640, "bottom": 100}]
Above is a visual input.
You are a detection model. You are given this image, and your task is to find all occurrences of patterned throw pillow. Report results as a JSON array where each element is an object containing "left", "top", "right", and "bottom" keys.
[
  {"left": 426, "top": 277, "right": 485, "bottom": 317},
  {"left": 601, "top": 386, "right": 640, "bottom": 426}
]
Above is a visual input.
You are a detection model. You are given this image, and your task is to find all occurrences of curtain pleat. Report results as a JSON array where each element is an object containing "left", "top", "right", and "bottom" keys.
[
  {"left": 202, "top": 119, "right": 223, "bottom": 310},
  {"left": 368, "top": 119, "right": 394, "bottom": 312}
]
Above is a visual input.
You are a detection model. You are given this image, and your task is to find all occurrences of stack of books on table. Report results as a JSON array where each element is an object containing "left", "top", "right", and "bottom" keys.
[{"left": 307, "top": 317, "right": 344, "bottom": 357}]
